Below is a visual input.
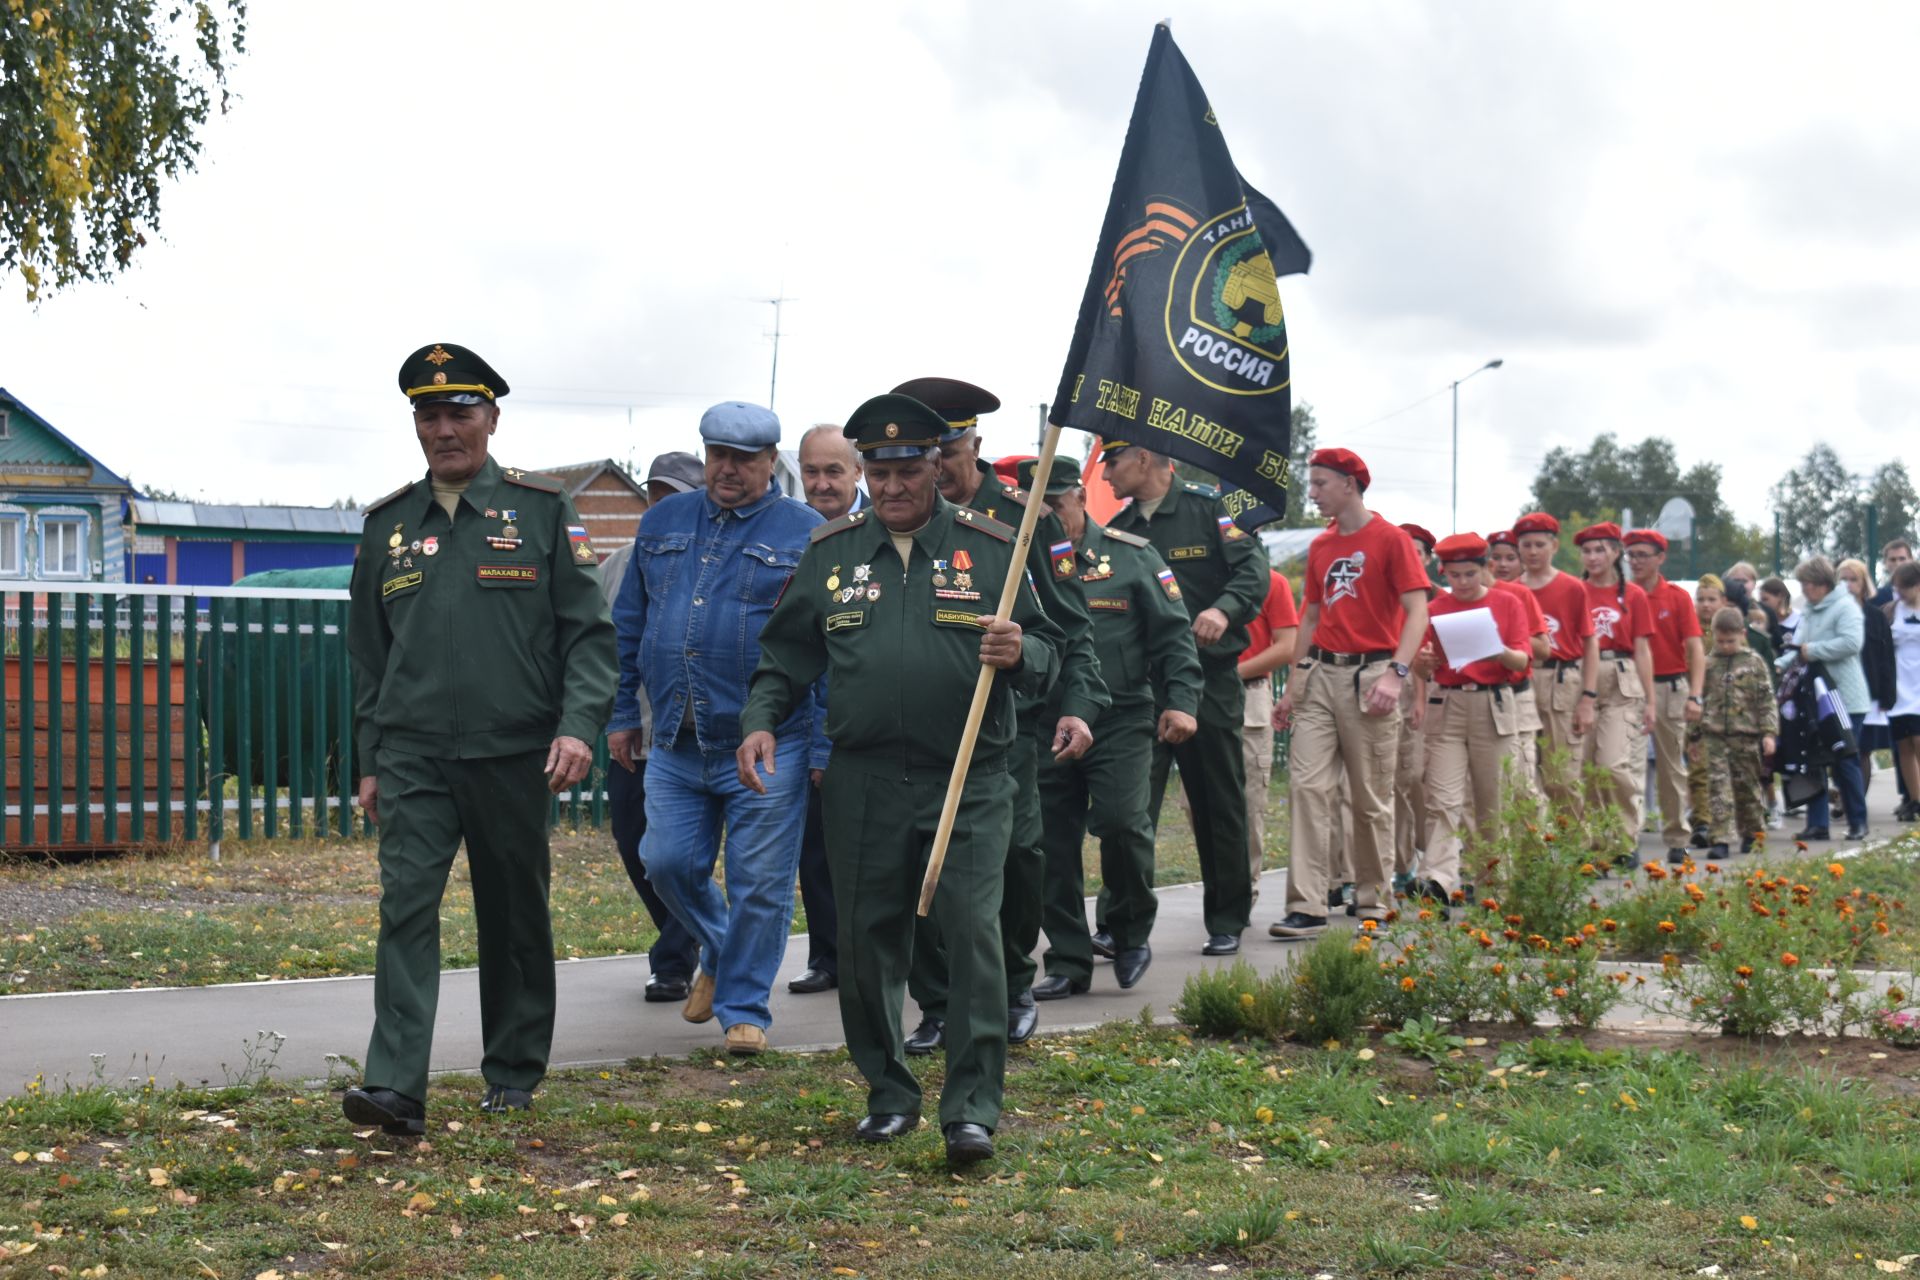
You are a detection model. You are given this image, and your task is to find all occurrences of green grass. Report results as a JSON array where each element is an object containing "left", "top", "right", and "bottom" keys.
[
  {"left": 4, "top": 1021, "right": 1919, "bottom": 1277},
  {"left": 1, "top": 773, "right": 1264, "bottom": 995}
]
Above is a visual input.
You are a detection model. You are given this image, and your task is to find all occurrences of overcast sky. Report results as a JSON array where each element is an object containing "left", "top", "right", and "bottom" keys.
[{"left": 2, "top": 0, "right": 1914, "bottom": 535}]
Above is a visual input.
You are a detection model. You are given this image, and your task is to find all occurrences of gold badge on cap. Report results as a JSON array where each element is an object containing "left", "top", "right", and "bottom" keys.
[
  {"left": 432, "top": 372, "right": 448, "bottom": 385},
  {"left": 425, "top": 344, "right": 454, "bottom": 366},
  {"left": 884, "top": 423, "right": 899, "bottom": 439}
]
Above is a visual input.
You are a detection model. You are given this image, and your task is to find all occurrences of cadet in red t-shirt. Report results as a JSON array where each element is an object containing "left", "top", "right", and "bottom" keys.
[
  {"left": 1625, "top": 528, "right": 1707, "bottom": 862},
  {"left": 1575, "top": 523, "right": 1656, "bottom": 857},
  {"left": 1415, "top": 534, "right": 1535, "bottom": 902},
  {"left": 1270, "top": 449, "right": 1430, "bottom": 938},
  {"left": 1513, "top": 513, "right": 1601, "bottom": 803}
]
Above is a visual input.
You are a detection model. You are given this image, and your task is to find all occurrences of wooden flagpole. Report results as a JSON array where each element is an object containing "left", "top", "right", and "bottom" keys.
[{"left": 916, "top": 421, "right": 1064, "bottom": 915}]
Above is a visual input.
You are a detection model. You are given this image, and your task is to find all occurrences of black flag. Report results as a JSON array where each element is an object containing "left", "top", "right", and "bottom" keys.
[{"left": 1051, "top": 25, "right": 1310, "bottom": 531}]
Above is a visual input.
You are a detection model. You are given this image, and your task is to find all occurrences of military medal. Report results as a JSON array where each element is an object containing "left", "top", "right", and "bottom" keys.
[
  {"left": 866, "top": 585, "right": 880, "bottom": 602},
  {"left": 388, "top": 524, "right": 404, "bottom": 549},
  {"left": 955, "top": 572, "right": 972, "bottom": 590},
  {"left": 410, "top": 539, "right": 422, "bottom": 553},
  {"left": 826, "top": 565, "right": 841, "bottom": 592},
  {"left": 953, "top": 549, "right": 973, "bottom": 571},
  {"left": 501, "top": 524, "right": 518, "bottom": 540},
  {"left": 853, "top": 563, "right": 871, "bottom": 583},
  {"left": 422, "top": 536, "right": 439, "bottom": 556},
  {"left": 484, "top": 508, "right": 498, "bottom": 519}
]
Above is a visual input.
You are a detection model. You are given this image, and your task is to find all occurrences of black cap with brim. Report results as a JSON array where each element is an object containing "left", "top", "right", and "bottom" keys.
[
  {"left": 843, "top": 394, "right": 947, "bottom": 461},
  {"left": 399, "top": 342, "right": 510, "bottom": 405},
  {"left": 891, "top": 376, "right": 999, "bottom": 444},
  {"left": 1016, "top": 456, "right": 1082, "bottom": 497}
]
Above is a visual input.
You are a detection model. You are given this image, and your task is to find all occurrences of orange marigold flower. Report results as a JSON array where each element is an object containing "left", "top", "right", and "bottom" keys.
[
  {"left": 1685, "top": 883, "right": 1706, "bottom": 901},
  {"left": 1359, "top": 919, "right": 1379, "bottom": 932},
  {"left": 1450, "top": 889, "right": 1467, "bottom": 902},
  {"left": 1505, "top": 914, "right": 1525, "bottom": 926},
  {"left": 1780, "top": 952, "right": 1799, "bottom": 967},
  {"left": 1795, "top": 840, "right": 1809, "bottom": 852},
  {"left": 1645, "top": 864, "right": 1669, "bottom": 880},
  {"left": 1875, "top": 920, "right": 1891, "bottom": 935},
  {"left": 1601, "top": 918, "right": 1619, "bottom": 932},
  {"left": 1580, "top": 862, "right": 1598, "bottom": 875},
  {"left": 1418, "top": 909, "right": 1434, "bottom": 922},
  {"left": 1705, "top": 862, "right": 1721, "bottom": 874},
  {"left": 1735, "top": 965, "right": 1753, "bottom": 978},
  {"left": 1827, "top": 862, "right": 1846, "bottom": 878},
  {"left": 1657, "top": 920, "right": 1678, "bottom": 934},
  {"left": 1490, "top": 963, "right": 1506, "bottom": 975},
  {"left": 1384, "top": 909, "right": 1401, "bottom": 923},
  {"left": 1400, "top": 976, "right": 1418, "bottom": 992},
  {"left": 1477, "top": 933, "right": 1495, "bottom": 949},
  {"left": 1552, "top": 986, "right": 1569, "bottom": 998},
  {"left": 1889, "top": 987, "right": 1907, "bottom": 1003},
  {"left": 1481, "top": 899, "right": 1499, "bottom": 912},
  {"left": 1503, "top": 929, "right": 1521, "bottom": 941},
  {"left": 1581, "top": 923, "right": 1599, "bottom": 936}
]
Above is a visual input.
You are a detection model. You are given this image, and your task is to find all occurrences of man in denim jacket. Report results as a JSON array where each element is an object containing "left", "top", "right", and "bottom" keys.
[{"left": 607, "top": 402, "right": 827, "bottom": 1055}]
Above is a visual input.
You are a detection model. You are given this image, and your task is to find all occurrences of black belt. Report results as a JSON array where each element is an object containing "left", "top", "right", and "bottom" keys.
[
  {"left": 1440, "top": 677, "right": 1531, "bottom": 695},
  {"left": 1306, "top": 646, "right": 1393, "bottom": 667},
  {"left": 1544, "top": 657, "right": 1580, "bottom": 670},
  {"left": 1653, "top": 673, "right": 1687, "bottom": 688}
]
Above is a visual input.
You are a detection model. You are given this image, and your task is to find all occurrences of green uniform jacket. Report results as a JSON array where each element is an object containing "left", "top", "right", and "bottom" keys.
[
  {"left": 741, "top": 497, "right": 1066, "bottom": 771},
  {"left": 964, "top": 461, "right": 1110, "bottom": 724},
  {"left": 348, "top": 456, "right": 618, "bottom": 765},
  {"left": 1701, "top": 648, "right": 1780, "bottom": 738},
  {"left": 1055, "top": 519, "right": 1204, "bottom": 719},
  {"left": 1108, "top": 481, "right": 1270, "bottom": 670}
]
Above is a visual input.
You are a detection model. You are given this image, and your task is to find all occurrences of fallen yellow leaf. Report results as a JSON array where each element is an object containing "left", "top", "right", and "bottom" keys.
[
  {"left": 1740, "top": 1215, "right": 1759, "bottom": 1230},
  {"left": 147, "top": 1168, "right": 170, "bottom": 1187},
  {"left": 407, "top": 1192, "right": 437, "bottom": 1212}
]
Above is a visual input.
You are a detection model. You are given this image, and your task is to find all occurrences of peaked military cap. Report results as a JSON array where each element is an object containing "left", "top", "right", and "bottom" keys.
[
  {"left": 891, "top": 376, "right": 999, "bottom": 444},
  {"left": 1015, "top": 455, "right": 1082, "bottom": 498},
  {"left": 399, "top": 342, "right": 509, "bottom": 405},
  {"left": 842, "top": 394, "right": 947, "bottom": 460}
]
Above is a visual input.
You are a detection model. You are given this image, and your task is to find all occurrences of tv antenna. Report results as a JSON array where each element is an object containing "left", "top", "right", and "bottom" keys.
[{"left": 763, "top": 293, "right": 796, "bottom": 411}]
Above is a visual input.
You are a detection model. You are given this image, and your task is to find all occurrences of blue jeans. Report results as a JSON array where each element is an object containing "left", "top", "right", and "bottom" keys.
[
  {"left": 640, "top": 737, "right": 807, "bottom": 1029},
  {"left": 1808, "top": 753, "right": 1868, "bottom": 833},
  {"left": 606, "top": 759, "right": 700, "bottom": 982}
]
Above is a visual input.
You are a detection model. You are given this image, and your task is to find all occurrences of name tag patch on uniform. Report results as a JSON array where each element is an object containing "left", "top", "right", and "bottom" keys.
[
  {"left": 477, "top": 564, "right": 539, "bottom": 586},
  {"left": 1168, "top": 546, "right": 1208, "bottom": 560},
  {"left": 383, "top": 571, "right": 423, "bottom": 598},
  {"left": 934, "top": 608, "right": 989, "bottom": 628},
  {"left": 825, "top": 610, "right": 867, "bottom": 633},
  {"left": 1086, "top": 596, "right": 1129, "bottom": 611}
]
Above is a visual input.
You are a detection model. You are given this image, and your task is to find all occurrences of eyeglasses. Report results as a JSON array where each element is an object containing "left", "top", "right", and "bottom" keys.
[{"left": 1626, "top": 549, "right": 1659, "bottom": 560}]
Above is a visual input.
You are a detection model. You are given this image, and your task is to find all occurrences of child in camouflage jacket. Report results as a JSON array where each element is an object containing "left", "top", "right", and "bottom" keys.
[{"left": 1698, "top": 607, "right": 1780, "bottom": 857}]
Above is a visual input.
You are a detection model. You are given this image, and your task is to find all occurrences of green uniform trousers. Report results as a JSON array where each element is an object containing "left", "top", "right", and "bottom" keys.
[
  {"left": 909, "top": 728, "right": 1042, "bottom": 1015},
  {"left": 1146, "top": 666, "right": 1252, "bottom": 937},
  {"left": 824, "top": 756, "right": 1011, "bottom": 1129},
  {"left": 365, "top": 748, "right": 555, "bottom": 1102},
  {"left": 1039, "top": 710, "right": 1158, "bottom": 985}
]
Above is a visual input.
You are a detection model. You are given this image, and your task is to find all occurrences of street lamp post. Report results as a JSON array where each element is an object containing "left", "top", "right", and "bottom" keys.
[{"left": 1450, "top": 358, "right": 1505, "bottom": 532}]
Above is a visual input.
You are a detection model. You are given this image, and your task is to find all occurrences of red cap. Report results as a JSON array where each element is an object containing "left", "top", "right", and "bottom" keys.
[
  {"left": 1308, "top": 447, "right": 1370, "bottom": 492},
  {"left": 1399, "top": 522, "right": 1437, "bottom": 551},
  {"left": 1623, "top": 528, "right": 1668, "bottom": 552},
  {"left": 1513, "top": 512, "right": 1560, "bottom": 537},
  {"left": 992, "top": 453, "right": 1033, "bottom": 485},
  {"left": 1573, "top": 521, "right": 1623, "bottom": 546},
  {"left": 1487, "top": 529, "right": 1518, "bottom": 548},
  {"left": 1435, "top": 533, "right": 1490, "bottom": 563}
]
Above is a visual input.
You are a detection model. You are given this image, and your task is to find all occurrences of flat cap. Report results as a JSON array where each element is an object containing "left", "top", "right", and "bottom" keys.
[
  {"left": 1573, "top": 521, "right": 1624, "bottom": 545},
  {"left": 1512, "top": 512, "right": 1561, "bottom": 537},
  {"left": 891, "top": 376, "right": 999, "bottom": 444},
  {"left": 1435, "top": 533, "right": 1490, "bottom": 563},
  {"left": 843, "top": 393, "right": 946, "bottom": 460},
  {"left": 399, "top": 342, "right": 509, "bottom": 405},
  {"left": 646, "top": 451, "right": 704, "bottom": 493},
  {"left": 1309, "top": 447, "right": 1370, "bottom": 491},
  {"left": 699, "top": 401, "right": 781, "bottom": 450}
]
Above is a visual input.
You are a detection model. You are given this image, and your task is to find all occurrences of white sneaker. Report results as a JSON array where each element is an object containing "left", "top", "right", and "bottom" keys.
[{"left": 1766, "top": 812, "right": 1783, "bottom": 830}]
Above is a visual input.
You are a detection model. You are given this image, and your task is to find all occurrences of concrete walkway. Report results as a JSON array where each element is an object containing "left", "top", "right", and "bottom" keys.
[{"left": 2, "top": 783, "right": 1906, "bottom": 1094}]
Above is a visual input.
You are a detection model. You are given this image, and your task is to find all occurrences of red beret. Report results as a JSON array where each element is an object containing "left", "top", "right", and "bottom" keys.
[
  {"left": 1487, "top": 529, "right": 1518, "bottom": 548},
  {"left": 1399, "top": 522, "right": 1437, "bottom": 551},
  {"left": 1512, "top": 512, "right": 1560, "bottom": 537},
  {"left": 1623, "top": 528, "right": 1668, "bottom": 552},
  {"left": 1308, "top": 447, "right": 1370, "bottom": 491},
  {"left": 1573, "top": 521, "right": 1623, "bottom": 545},
  {"left": 1435, "top": 533, "right": 1490, "bottom": 563}
]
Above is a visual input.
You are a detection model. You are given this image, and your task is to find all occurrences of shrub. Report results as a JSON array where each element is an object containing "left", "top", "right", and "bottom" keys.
[
  {"left": 1290, "top": 931, "right": 1381, "bottom": 1044},
  {"left": 1174, "top": 959, "right": 1293, "bottom": 1040}
]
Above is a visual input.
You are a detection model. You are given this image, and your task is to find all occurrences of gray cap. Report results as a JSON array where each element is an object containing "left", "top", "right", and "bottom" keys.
[
  {"left": 646, "top": 451, "right": 705, "bottom": 493},
  {"left": 698, "top": 401, "right": 781, "bottom": 450}
]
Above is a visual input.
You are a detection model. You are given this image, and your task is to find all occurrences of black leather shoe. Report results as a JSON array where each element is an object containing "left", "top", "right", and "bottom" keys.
[
  {"left": 1326, "top": 882, "right": 1353, "bottom": 910},
  {"left": 1844, "top": 825, "right": 1868, "bottom": 841},
  {"left": 1690, "top": 826, "right": 1711, "bottom": 850},
  {"left": 342, "top": 1086, "right": 425, "bottom": 1137},
  {"left": 1201, "top": 933, "right": 1240, "bottom": 956},
  {"left": 1090, "top": 931, "right": 1116, "bottom": 960},
  {"left": 1708, "top": 843, "right": 1730, "bottom": 860},
  {"left": 1794, "top": 827, "right": 1831, "bottom": 842},
  {"left": 1008, "top": 991, "right": 1039, "bottom": 1044},
  {"left": 904, "top": 1016, "right": 944, "bottom": 1056},
  {"left": 1267, "top": 913, "right": 1327, "bottom": 939},
  {"left": 787, "top": 967, "right": 837, "bottom": 994},
  {"left": 944, "top": 1122, "right": 994, "bottom": 1166},
  {"left": 1418, "top": 880, "right": 1453, "bottom": 921},
  {"left": 1739, "top": 836, "right": 1757, "bottom": 855},
  {"left": 855, "top": 1112, "right": 919, "bottom": 1142},
  {"left": 1114, "top": 944, "right": 1152, "bottom": 989},
  {"left": 1666, "top": 846, "right": 1688, "bottom": 865},
  {"left": 480, "top": 1084, "right": 533, "bottom": 1114},
  {"left": 1031, "top": 974, "right": 1088, "bottom": 1001},
  {"left": 644, "top": 975, "right": 690, "bottom": 1003}
]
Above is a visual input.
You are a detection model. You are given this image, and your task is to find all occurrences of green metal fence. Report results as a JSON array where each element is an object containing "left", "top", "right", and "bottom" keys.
[{"left": 2, "top": 583, "right": 612, "bottom": 852}]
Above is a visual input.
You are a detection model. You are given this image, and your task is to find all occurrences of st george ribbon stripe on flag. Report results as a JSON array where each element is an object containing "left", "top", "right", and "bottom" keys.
[{"left": 1049, "top": 23, "right": 1311, "bottom": 532}]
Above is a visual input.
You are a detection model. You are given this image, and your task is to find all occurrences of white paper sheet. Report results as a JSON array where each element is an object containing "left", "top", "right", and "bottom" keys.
[{"left": 1431, "top": 606, "right": 1505, "bottom": 668}]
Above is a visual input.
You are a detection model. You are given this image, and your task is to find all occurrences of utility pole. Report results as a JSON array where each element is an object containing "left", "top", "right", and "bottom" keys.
[
  {"left": 763, "top": 293, "right": 795, "bottom": 411},
  {"left": 1449, "top": 358, "right": 1504, "bottom": 533}
]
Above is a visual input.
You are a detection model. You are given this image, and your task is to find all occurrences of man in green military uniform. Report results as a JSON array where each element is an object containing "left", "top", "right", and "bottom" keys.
[
  {"left": 1023, "top": 457, "right": 1203, "bottom": 998},
  {"left": 1101, "top": 440, "right": 1270, "bottom": 954},
  {"left": 896, "top": 377, "right": 1109, "bottom": 1052},
  {"left": 737, "top": 393, "right": 1066, "bottom": 1167},
  {"left": 342, "top": 343, "right": 617, "bottom": 1136}
]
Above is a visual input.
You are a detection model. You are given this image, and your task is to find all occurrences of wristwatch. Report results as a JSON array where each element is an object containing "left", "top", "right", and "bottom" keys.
[
  {"left": 1687, "top": 695, "right": 1704, "bottom": 706},
  {"left": 1581, "top": 690, "right": 1599, "bottom": 700},
  {"left": 1390, "top": 661, "right": 1411, "bottom": 679}
]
